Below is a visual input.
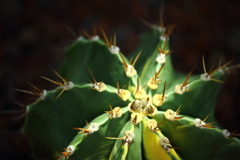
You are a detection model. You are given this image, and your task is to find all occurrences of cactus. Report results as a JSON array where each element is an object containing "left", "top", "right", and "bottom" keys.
[{"left": 21, "top": 23, "right": 240, "bottom": 160}]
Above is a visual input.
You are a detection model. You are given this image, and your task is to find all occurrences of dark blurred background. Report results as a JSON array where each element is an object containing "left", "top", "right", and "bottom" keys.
[{"left": 0, "top": 0, "right": 240, "bottom": 159}]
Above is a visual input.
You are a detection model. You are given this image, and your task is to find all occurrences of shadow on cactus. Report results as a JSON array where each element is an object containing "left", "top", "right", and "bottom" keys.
[{"left": 21, "top": 23, "right": 240, "bottom": 160}]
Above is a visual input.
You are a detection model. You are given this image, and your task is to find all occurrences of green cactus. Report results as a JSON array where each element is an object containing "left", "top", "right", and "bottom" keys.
[{"left": 21, "top": 24, "right": 240, "bottom": 160}]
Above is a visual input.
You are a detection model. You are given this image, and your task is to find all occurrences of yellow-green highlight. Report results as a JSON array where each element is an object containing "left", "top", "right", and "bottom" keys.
[{"left": 142, "top": 118, "right": 181, "bottom": 160}]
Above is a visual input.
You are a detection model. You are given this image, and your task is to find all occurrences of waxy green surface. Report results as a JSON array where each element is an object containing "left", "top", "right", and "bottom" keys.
[{"left": 23, "top": 28, "right": 240, "bottom": 160}]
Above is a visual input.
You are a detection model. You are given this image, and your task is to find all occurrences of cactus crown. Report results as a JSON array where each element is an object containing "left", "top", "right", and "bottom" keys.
[{"left": 19, "top": 22, "right": 240, "bottom": 160}]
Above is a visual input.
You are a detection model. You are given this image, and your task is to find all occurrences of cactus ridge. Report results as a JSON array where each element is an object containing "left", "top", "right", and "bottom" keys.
[{"left": 20, "top": 24, "right": 240, "bottom": 160}]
